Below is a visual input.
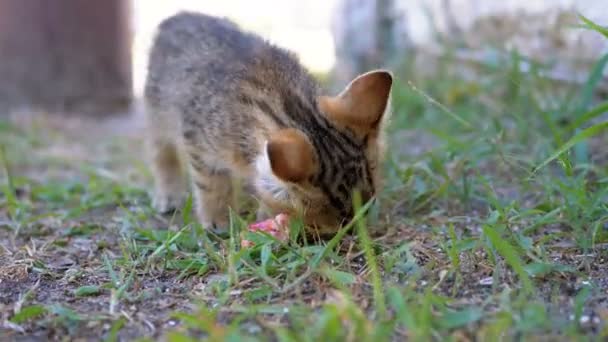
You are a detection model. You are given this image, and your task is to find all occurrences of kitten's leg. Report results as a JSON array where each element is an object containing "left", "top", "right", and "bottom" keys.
[
  {"left": 149, "top": 139, "right": 188, "bottom": 213},
  {"left": 188, "top": 157, "right": 234, "bottom": 230},
  {"left": 145, "top": 103, "right": 187, "bottom": 213}
]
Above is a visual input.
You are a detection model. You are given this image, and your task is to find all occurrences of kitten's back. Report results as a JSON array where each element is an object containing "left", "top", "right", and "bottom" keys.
[
  {"left": 145, "top": 12, "right": 251, "bottom": 109},
  {"left": 145, "top": 12, "right": 320, "bottom": 169},
  {"left": 145, "top": 12, "right": 315, "bottom": 112}
]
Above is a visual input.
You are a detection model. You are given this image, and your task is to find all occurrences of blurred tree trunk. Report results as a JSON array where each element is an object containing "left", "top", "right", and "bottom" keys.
[
  {"left": 331, "top": 0, "right": 407, "bottom": 91},
  {"left": 375, "top": 0, "right": 396, "bottom": 67},
  {"left": 0, "top": 0, "right": 132, "bottom": 116}
]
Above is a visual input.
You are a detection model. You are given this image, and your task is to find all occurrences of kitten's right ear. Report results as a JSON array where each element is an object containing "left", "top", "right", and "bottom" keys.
[
  {"left": 266, "top": 129, "right": 316, "bottom": 183},
  {"left": 319, "top": 70, "right": 392, "bottom": 138}
]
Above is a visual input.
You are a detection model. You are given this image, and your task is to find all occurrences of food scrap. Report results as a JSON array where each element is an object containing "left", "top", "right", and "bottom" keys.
[{"left": 241, "top": 213, "right": 290, "bottom": 248}]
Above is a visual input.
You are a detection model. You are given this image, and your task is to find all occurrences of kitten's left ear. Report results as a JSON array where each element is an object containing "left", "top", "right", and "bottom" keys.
[
  {"left": 266, "top": 129, "right": 317, "bottom": 183},
  {"left": 319, "top": 70, "right": 392, "bottom": 137}
]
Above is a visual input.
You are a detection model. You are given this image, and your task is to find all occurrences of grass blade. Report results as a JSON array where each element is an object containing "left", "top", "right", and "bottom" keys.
[
  {"left": 576, "top": 54, "right": 608, "bottom": 113},
  {"left": 568, "top": 101, "right": 608, "bottom": 132},
  {"left": 150, "top": 226, "right": 188, "bottom": 258},
  {"left": 570, "top": 50, "right": 608, "bottom": 164},
  {"left": 579, "top": 14, "right": 608, "bottom": 39},
  {"left": 354, "top": 192, "right": 386, "bottom": 320},
  {"left": 407, "top": 80, "right": 473, "bottom": 129},
  {"left": 310, "top": 199, "right": 373, "bottom": 269},
  {"left": 10, "top": 305, "right": 47, "bottom": 323},
  {"left": 74, "top": 285, "right": 101, "bottom": 297},
  {"left": 482, "top": 225, "right": 534, "bottom": 294},
  {"left": 532, "top": 122, "right": 608, "bottom": 174}
]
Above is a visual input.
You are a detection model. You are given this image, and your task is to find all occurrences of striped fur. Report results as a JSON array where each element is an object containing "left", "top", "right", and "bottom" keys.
[{"left": 144, "top": 12, "right": 392, "bottom": 234}]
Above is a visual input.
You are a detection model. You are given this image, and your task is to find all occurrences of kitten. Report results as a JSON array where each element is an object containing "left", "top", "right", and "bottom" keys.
[{"left": 144, "top": 12, "right": 392, "bottom": 235}]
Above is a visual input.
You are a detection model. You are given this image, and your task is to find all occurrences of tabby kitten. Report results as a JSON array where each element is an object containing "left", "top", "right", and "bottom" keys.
[{"left": 144, "top": 12, "right": 392, "bottom": 234}]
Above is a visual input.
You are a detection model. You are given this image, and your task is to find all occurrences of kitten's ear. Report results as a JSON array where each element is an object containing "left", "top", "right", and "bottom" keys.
[
  {"left": 319, "top": 70, "right": 392, "bottom": 137},
  {"left": 266, "top": 129, "right": 316, "bottom": 183}
]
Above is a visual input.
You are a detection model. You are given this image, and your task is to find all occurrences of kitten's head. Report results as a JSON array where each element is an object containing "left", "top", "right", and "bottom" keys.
[{"left": 255, "top": 70, "right": 392, "bottom": 234}]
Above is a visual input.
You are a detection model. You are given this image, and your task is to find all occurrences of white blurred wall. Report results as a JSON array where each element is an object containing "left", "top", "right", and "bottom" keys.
[
  {"left": 131, "top": 0, "right": 339, "bottom": 96},
  {"left": 131, "top": 0, "right": 608, "bottom": 96},
  {"left": 332, "top": 0, "right": 608, "bottom": 85},
  {"left": 400, "top": 0, "right": 606, "bottom": 45}
]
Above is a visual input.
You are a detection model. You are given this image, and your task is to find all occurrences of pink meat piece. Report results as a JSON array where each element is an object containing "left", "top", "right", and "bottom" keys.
[{"left": 241, "top": 213, "right": 290, "bottom": 248}]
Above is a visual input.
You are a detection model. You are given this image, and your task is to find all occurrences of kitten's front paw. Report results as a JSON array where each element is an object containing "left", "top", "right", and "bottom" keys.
[{"left": 152, "top": 192, "right": 184, "bottom": 214}]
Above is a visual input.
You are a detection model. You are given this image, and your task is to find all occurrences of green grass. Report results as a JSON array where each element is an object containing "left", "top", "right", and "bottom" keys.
[{"left": 1, "top": 15, "right": 608, "bottom": 342}]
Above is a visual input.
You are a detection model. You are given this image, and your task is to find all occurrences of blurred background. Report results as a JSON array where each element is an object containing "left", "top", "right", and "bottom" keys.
[{"left": 0, "top": 0, "right": 606, "bottom": 116}]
